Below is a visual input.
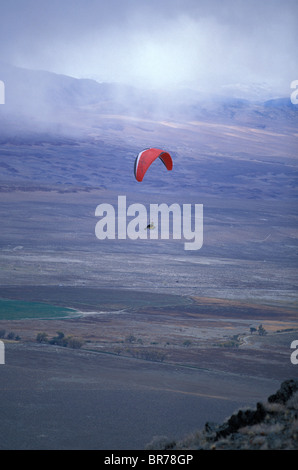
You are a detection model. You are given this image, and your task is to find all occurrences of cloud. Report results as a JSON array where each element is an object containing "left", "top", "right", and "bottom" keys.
[{"left": 0, "top": 0, "right": 297, "bottom": 96}]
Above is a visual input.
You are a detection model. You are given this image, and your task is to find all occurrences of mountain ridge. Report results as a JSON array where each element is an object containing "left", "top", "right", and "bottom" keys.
[
  {"left": 1, "top": 62, "right": 296, "bottom": 127},
  {"left": 145, "top": 379, "right": 298, "bottom": 450},
  {"left": 0, "top": 62, "right": 297, "bottom": 198}
]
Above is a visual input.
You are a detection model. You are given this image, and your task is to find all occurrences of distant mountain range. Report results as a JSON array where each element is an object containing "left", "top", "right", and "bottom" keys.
[
  {"left": 0, "top": 62, "right": 297, "bottom": 198},
  {"left": 0, "top": 62, "right": 297, "bottom": 141}
]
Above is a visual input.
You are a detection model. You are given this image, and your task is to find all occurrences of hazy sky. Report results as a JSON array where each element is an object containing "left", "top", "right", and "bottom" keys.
[{"left": 0, "top": 0, "right": 297, "bottom": 96}]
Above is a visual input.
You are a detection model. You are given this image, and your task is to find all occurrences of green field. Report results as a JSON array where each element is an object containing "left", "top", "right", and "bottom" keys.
[
  {"left": 0, "top": 298, "right": 78, "bottom": 320},
  {"left": 0, "top": 286, "right": 191, "bottom": 313}
]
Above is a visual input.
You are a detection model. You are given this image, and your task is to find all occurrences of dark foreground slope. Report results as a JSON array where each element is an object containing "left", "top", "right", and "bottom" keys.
[
  {"left": 146, "top": 379, "right": 298, "bottom": 450},
  {"left": 1, "top": 341, "right": 278, "bottom": 450}
]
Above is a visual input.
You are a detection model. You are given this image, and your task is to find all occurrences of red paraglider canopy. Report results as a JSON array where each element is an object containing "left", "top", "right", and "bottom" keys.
[{"left": 134, "top": 148, "right": 173, "bottom": 182}]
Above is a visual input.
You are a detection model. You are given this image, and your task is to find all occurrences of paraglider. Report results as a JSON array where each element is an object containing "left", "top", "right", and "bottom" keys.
[
  {"left": 134, "top": 148, "right": 173, "bottom": 182},
  {"left": 145, "top": 221, "right": 155, "bottom": 230}
]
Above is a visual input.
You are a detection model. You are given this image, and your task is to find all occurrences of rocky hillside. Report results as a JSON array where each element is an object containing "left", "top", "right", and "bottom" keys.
[{"left": 146, "top": 379, "right": 298, "bottom": 450}]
